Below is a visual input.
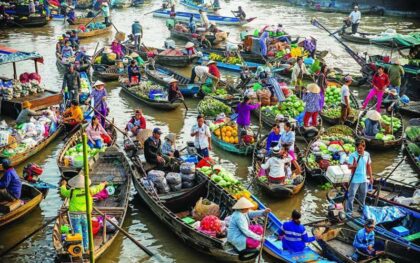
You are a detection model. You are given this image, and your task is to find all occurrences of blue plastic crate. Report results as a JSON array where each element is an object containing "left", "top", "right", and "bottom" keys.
[
  {"left": 391, "top": 226, "right": 409, "bottom": 237},
  {"left": 181, "top": 155, "right": 198, "bottom": 164}
]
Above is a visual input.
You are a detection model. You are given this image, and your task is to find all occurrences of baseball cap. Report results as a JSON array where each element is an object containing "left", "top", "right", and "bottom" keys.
[{"left": 153, "top": 128, "right": 163, "bottom": 134}]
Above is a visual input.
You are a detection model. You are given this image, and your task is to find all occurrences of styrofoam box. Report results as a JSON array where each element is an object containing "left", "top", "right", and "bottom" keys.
[{"left": 325, "top": 165, "right": 351, "bottom": 184}]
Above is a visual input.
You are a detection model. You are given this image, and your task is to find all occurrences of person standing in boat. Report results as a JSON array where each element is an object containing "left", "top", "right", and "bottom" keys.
[
  {"left": 352, "top": 219, "right": 382, "bottom": 260},
  {"left": 199, "top": 9, "right": 209, "bottom": 29},
  {"left": 62, "top": 64, "right": 81, "bottom": 105},
  {"left": 316, "top": 64, "right": 328, "bottom": 109},
  {"left": 340, "top": 75, "right": 353, "bottom": 124},
  {"left": 0, "top": 159, "right": 22, "bottom": 202},
  {"left": 302, "top": 83, "right": 321, "bottom": 128},
  {"left": 362, "top": 66, "right": 390, "bottom": 113},
  {"left": 348, "top": 5, "right": 361, "bottom": 34},
  {"left": 291, "top": 57, "right": 308, "bottom": 91},
  {"left": 236, "top": 96, "right": 260, "bottom": 145},
  {"left": 232, "top": 6, "right": 246, "bottom": 20},
  {"left": 227, "top": 197, "right": 271, "bottom": 252},
  {"left": 345, "top": 139, "right": 373, "bottom": 216},
  {"left": 85, "top": 80, "right": 108, "bottom": 127},
  {"left": 60, "top": 174, "right": 107, "bottom": 253},
  {"left": 388, "top": 58, "right": 405, "bottom": 95},
  {"left": 278, "top": 210, "right": 319, "bottom": 252},
  {"left": 101, "top": 2, "right": 110, "bottom": 26},
  {"left": 191, "top": 115, "right": 212, "bottom": 159},
  {"left": 131, "top": 20, "right": 143, "bottom": 51},
  {"left": 188, "top": 15, "right": 196, "bottom": 33},
  {"left": 189, "top": 65, "right": 218, "bottom": 84}
]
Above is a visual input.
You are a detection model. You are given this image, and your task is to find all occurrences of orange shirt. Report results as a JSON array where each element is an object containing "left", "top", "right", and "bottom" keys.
[{"left": 65, "top": 106, "right": 83, "bottom": 122}]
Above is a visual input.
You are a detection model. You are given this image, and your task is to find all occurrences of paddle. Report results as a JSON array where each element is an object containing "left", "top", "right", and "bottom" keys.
[
  {"left": 257, "top": 213, "right": 269, "bottom": 263},
  {"left": 373, "top": 157, "right": 406, "bottom": 206},
  {"left": 143, "top": 8, "right": 163, "bottom": 16},
  {"left": 93, "top": 206, "right": 154, "bottom": 257}
]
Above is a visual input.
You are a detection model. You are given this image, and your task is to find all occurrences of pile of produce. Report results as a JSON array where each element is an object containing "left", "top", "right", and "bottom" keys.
[
  {"left": 324, "top": 85, "right": 342, "bottom": 106},
  {"left": 199, "top": 215, "right": 222, "bottom": 234},
  {"left": 63, "top": 143, "right": 106, "bottom": 168},
  {"left": 0, "top": 74, "right": 45, "bottom": 100},
  {"left": 197, "top": 97, "right": 231, "bottom": 117},
  {"left": 360, "top": 115, "right": 401, "bottom": 141},
  {"left": 306, "top": 133, "right": 356, "bottom": 171},
  {"left": 406, "top": 126, "right": 420, "bottom": 142},
  {"left": 322, "top": 85, "right": 358, "bottom": 119},
  {"left": 212, "top": 121, "right": 255, "bottom": 145},
  {"left": 260, "top": 95, "right": 305, "bottom": 119},
  {"left": 79, "top": 22, "right": 107, "bottom": 32},
  {"left": 407, "top": 143, "right": 420, "bottom": 166},
  {"left": 208, "top": 53, "right": 242, "bottom": 65},
  {"left": 128, "top": 81, "right": 167, "bottom": 100}
]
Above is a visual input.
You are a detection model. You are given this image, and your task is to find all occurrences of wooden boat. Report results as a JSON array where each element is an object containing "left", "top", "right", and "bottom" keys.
[
  {"left": 78, "top": 24, "right": 112, "bottom": 39},
  {"left": 315, "top": 227, "right": 402, "bottom": 263},
  {"left": 308, "top": 4, "right": 385, "bottom": 16},
  {"left": 198, "top": 55, "right": 261, "bottom": 72},
  {"left": 327, "top": 190, "right": 420, "bottom": 261},
  {"left": 55, "top": 52, "right": 91, "bottom": 72},
  {"left": 0, "top": 124, "right": 64, "bottom": 171},
  {"left": 73, "top": 15, "right": 103, "bottom": 25},
  {"left": 169, "top": 28, "right": 222, "bottom": 44},
  {"left": 112, "top": 0, "right": 131, "bottom": 8},
  {"left": 403, "top": 119, "right": 420, "bottom": 174},
  {"left": 251, "top": 135, "right": 306, "bottom": 198},
  {"left": 399, "top": 101, "right": 420, "bottom": 118},
  {"left": 211, "top": 133, "right": 255, "bottom": 156},
  {"left": 57, "top": 125, "right": 117, "bottom": 179},
  {"left": 198, "top": 47, "right": 266, "bottom": 64},
  {"left": 91, "top": 47, "right": 127, "bottom": 81},
  {"left": 0, "top": 183, "right": 43, "bottom": 228},
  {"left": 180, "top": 0, "right": 220, "bottom": 13},
  {"left": 119, "top": 80, "right": 184, "bottom": 111},
  {"left": 53, "top": 147, "right": 132, "bottom": 262},
  {"left": 339, "top": 31, "right": 375, "bottom": 45},
  {"left": 0, "top": 15, "right": 48, "bottom": 28},
  {"left": 138, "top": 46, "right": 200, "bottom": 67},
  {"left": 131, "top": 0, "right": 144, "bottom": 7},
  {"left": 153, "top": 10, "right": 256, "bottom": 26},
  {"left": 355, "top": 112, "right": 404, "bottom": 150},
  {"left": 144, "top": 66, "right": 200, "bottom": 97}
]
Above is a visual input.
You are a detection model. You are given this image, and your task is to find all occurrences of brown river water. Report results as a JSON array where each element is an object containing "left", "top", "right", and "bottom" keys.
[{"left": 0, "top": 0, "right": 419, "bottom": 262}]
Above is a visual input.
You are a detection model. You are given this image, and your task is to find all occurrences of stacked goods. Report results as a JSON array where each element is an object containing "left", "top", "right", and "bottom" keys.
[
  {"left": 260, "top": 95, "right": 305, "bottom": 119},
  {"left": 128, "top": 81, "right": 167, "bottom": 100},
  {"left": 147, "top": 170, "right": 170, "bottom": 194},
  {"left": 406, "top": 126, "right": 420, "bottom": 142},
  {"left": 192, "top": 198, "right": 220, "bottom": 221},
  {"left": 322, "top": 84, "right": 358, "bottom": 120},
  {"left": 407, "top": 143, "right": 420, "bottom": 166},
  {"left": 0, "top": 74, "right": 45, "bottom": 100},
  {"left": 212, "top": 121, "right": 255, "bottom": 145},
  {"left": 197, "top": 97, "right": 231, "bottom": 117},
  {"left": 79, "top": 22, "right": 107, "bottom": 32},
  {"left": 199, "top": 215, "right": 223, "bottom": 236},
  {"left": 180, "top": 162, "right": 196, "bottom": 188},
  {"left": 324, "top": 85, "right": 342, "bottom": 106},
  {"left": 360, "top": 115, "right": 401, "bottom": 141},
  {"left": 63, "top": 143, "right": 106, "bottom": 168},
  {"left": 257, "top": 88, "right": 271, "bottom": 106},
  {"left": 165, "top": 172, "right": 182, "bottom": 191},
  {"left": 208, "top": 53, "right": 242, "bottom": 65},
  {"left": 95, "top": 52, "right": 117, "bottom": 65}
]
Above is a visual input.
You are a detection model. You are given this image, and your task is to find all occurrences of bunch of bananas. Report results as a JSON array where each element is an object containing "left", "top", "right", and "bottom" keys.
[{"left": 209, "top": 53, "right": 224, "bottom": 61}]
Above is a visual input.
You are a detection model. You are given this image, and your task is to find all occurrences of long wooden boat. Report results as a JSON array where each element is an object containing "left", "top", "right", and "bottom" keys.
[
  {"left": 211, "top": 133, "right": 255, "bottom": 156},
  {"left": 120, "top": 81, "right": 184, "bottom": 111},
  {"left": 399, "top": 101, "right": 420, "bottom": 118},
  {"left": 0, "top": 15, "right": 48, "bottom": 28},
  {"left": 403, "top": 119, "right": 420, "bottom": 174},
  {"left": 57, "top": 125, "right": 117, "bottom": 179},
  {"left": 339, "top": 31, "right": 375, "bottom": 45},
  {"left": 198, "top": 47, "right": 266, "bottom": 64},
  {"left": 78, "top": 24, "right": 112, "bottom": 39},
  {"left": 308, "top": 4, "right": 385, "bottom": 16},
  {"left": 153, "top": 10, "right": 256, "bottom": 26},
  {"left": 355, "top": 112, "right": 404, "bottom": 150},
  {"left": 139, "top": 46, "right": 200, "bottom": 67},
  {"left": 327, "top": 190, "right": 420, "bottom": 261},
  {"left": 144, "top": 66, "right": 200, "bottom": 97},
  {"left": 315, "top": 227, "right": 402, "bottom": 263},
  {"left": 180, "top": 0, "right": 220, "bottom": 13},
  {"left": 92, "top": 47, "right": 123, "bottom": 81},
  {"left": 0, "top": 124, "right": 64, "bottom": 171},
  {"left": 169, "top": 28, "right": 220, "bottom": 44},
  {"left": 198, "top": 55, "right": 261, "bottom": 72},
  {"left": 73, "top": 15, "right": 103, "bottom": 25},
  {"left": 0, "top": 183, "right": 43, "bottom": 228},
  {"left": 53, "top": 147, "right": 132, "bottom": 262},
  {"left": 112, "top": 0, "right": 131, "bottom": 8},
  {"left": 55, "top": 52, "right": 91, "bottom": 72},
  {"left": 251, "top": 135, "right": 306, "bottom": 198}
]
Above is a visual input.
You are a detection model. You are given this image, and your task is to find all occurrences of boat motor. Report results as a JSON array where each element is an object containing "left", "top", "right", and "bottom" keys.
[{"left": 63, "top": 233, "right": 83, "bottom": 258}]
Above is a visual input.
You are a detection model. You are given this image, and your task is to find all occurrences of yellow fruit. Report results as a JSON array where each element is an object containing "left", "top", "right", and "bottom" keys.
[
  {"left": 226, "top": 131, "right": 231, "bottom": 137},
  {"left": 215, "top": 129, "right": 221, "bottom": 136},
  {"left": 232, "top": 131, "right": 237, "bottom": 137},
  {"left": 222, "top": 127, "right": 227, "bottom": 133},
  {"left": 234, "top": 138, "right": 239, "bottom": 144}
]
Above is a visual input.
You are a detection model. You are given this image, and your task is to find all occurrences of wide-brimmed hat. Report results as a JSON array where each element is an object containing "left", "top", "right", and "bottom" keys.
[
  {"left": 129, "top": 52, "right": 139, "bottom": 58},
  {"left": 168, "top": 79, "right": 178, "bottom": 84},
  {"left": 232, "top": 197, "right": 255, "bottom": 210},
  {"left": 387, "top": 88, "right": 398, "bottom": 96},
  {"left": 307, "top": 83, "right": 320, "bottom": 94},
  {"left": 22, "top": 101, "right": 32, "bottom": 109},
  {"left": 68, "top": 174, "right": 91, "bottom": 188},
  {"left": 103, "top": 47, "right": 112, "bottom": 54},
  {"left": 344, "top": 75, "right": 353, "bottom": 82},
  {"left": 101, "top": 2, "right": 108, "bottom": 6},
  {"left": 207, "top": 60, "right": 217, "bottom": 65},
  {"left": 391, "top": 57, "right": 400, "bottom": 65},
  {"left": 366, "top": 110, "right": 381, "bottom": 121},
  {"left": 354, "top": 5, "right": 359, "bottom": 9},
  {"left": 272, "top": 146, "right": 281, "bottom": 154},
  {"left": 93, "top": 80, "right": 105, "bottom": 88},
  {"left": 165, "top": 133, "right": 176, "bottom": 143},
  {"left": 185, "top": 42, "right": 195, "bottom": 48}
]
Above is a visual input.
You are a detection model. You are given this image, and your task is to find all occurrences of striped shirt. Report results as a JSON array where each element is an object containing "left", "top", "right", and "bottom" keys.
[{"left": 279, "top": 220, "right": 315, "bottom": 252}]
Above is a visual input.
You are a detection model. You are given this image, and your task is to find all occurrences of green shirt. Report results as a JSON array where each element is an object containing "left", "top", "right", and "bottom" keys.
[
  {"left": 16, "top": 108, "right": 41, "bottom": 125},
  {"left": 60, "top": 183, "right": 106, "bottom": 213},
  {"left": 388, "top": 64, "right": 405, "bottom": 87}
]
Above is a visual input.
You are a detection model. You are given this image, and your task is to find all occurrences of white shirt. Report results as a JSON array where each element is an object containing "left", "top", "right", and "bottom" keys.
[
  {"left": 349, "top": 10, "right": 361, "bottom": 24},
  {"left": 194, "top": 66, "right": 210, "bottom": 80},
  {"left": 261, "top": 156, "right": 292, "bottom": 178},
  {"left": 341, "top": 84, "right": 350, "bottom": 105},
  {"left": 200, "top": 12, "right": 209, "bottom": 27},
  {"left": 191, "top": 123, "right": 211, "bottom": 149},
  {"left": 291, "top": 63, "right": 308, "bottom": 83}
]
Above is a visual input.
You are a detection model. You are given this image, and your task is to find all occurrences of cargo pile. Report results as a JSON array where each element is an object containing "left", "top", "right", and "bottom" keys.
[
  {"left": 208, "top": 53, "right": 242, "bottom": 65},
  {"left": 63, "top": 143, "right": 107, "bottom": 168},
  {"left": 360, "top": 115, "right": 401, "bottom": 141},
  {"left": 0, "top": 73, "right": 45, "bottom": 100},
  {"left": 79, "top": 22, "right": 107, "bottom": 32},
  {"left": 212, "top": 121, "right": 255, "bottom": 145},
  {"left": 128, "top": 81, "right": 167, "bottom": 101},
  {"left": 260, "top": 95, "right": 305, "bottom": 119},
  {"left": 197, "top": 97, "right": 231, "bottom": 117}
]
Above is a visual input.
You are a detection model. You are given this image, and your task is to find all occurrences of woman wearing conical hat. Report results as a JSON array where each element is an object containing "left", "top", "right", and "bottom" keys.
[{"left": 85, "top": 80, "right": 108, "bottom": 127}]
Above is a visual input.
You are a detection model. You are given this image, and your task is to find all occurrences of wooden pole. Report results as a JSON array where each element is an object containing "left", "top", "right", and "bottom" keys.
[
  {"left": 102, "top": 213, "right": 107, "bottom": 244},
  {"left": 13, "top": 62, "right": 17, "bottom": 80},
  {"left": 257, "top": 214, "right": 269, "bottom": 263},
  {"left": 34, "top": 60, "right": 38, "bottom": 74},
  {"left": 82, "top": 133, "right": 95, "bottom": 262}
]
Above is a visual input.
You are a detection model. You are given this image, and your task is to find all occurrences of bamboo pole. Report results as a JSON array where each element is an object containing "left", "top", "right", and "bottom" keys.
[{"left": 82, "top": 133, "right": 95, "bottom": 262}]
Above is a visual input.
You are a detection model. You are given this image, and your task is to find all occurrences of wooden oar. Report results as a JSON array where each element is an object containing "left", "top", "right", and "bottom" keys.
[
  {"left": 144, "top": 8, "right": 163, "bottom": 16},
  {"left": 93, "top": 206, "right": 154, "bottom": 257},
  {"left": 257, "top": 213, "right": 269, "bottom": 263}
]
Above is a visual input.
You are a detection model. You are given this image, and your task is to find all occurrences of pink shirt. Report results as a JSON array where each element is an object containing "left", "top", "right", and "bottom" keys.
[{"left": 86, "top": 123, "right": 108, "bottom": 142}]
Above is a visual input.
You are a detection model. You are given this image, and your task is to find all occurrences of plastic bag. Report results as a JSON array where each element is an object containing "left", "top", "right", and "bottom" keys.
[
  {"left": 166, "top": 172, "right": 182, "bottom": 185},
  {"left": 192, "top": 197, "right": 220, "bottom": 221},
  {"left": 180, "top": 162, "right": 195, "bottom": 174}
]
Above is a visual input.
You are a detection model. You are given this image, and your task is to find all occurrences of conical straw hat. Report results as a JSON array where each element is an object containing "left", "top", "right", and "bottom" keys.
[{"left": 232, "top": 197, "right": 255, "bottom": 210}]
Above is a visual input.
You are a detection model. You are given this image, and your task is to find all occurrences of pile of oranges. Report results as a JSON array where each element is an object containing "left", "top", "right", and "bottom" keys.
[{"left": 214, "top": 125, "right": 239, "bottom": 144}]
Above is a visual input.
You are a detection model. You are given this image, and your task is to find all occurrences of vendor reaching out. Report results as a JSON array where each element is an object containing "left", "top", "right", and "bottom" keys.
[
  {"left": 63, "top": 100, "right": 84, "bottom": 129},
  {"left": 16, "top": 101, "right": 43, "bottom": 125}
]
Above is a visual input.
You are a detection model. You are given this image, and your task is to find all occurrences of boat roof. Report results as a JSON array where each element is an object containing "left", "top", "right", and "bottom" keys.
[{"left": 0, "top": 45, "right": 44, "bottom": 65}]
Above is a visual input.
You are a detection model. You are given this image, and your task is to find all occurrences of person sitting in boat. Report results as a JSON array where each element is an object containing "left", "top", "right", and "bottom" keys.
[
  {"left": 15, "top": 101, "right": 43, "bottom": 125},
  {"left": 75, "top": 46, "right": 90, "bottom": 65},
  {"left": 265, "top": 124, "right": 281, "bottom": 152},
  {"left": 198, "top": 9, "right": 209, "bottom": 29},
  {"left": 232, "top": 6, "right": 246, "bottom": 20},
  {"left": 144, "top": 127, "right": 166, "bottom": 168},
  {"left": 86, "top": 116, "right": 110, "bottom": 149},
  {"left": 168, "top": 79, "right": 183, "bottom": 102},
  {"left": 60, "top": 174, "right": 107, "bottom": 253},
  {"left": 198, "top": 34, "right": 212, "bottom": 49},
  {"left": 67, "top": 7, "right": 76, "bottom": 25},
  {"left": 278, "top": 121, "right": 296, "bottom": 161},
  {"left": 227, "top": 197, "right": 271, "bottom": 252},
  {"left": 61, "top": 40, "right": 74, "bottom": 62},
  {"left": 111, "top": 39, "right": 124, "bottom": 59},
  {"left": 383, "top": 88, "right": 400, "bottom": 113},
  {"left": 127, "top": 60, "right": 141, "bottom": 86},
  {"left": 63, "top": 100, "right": 84, "bottom": 128},
  {"left": 352, "top": 219, "right": 383, "bottom": 260},
  {"left": 278, "top": 210, "right": 319, "bottom": 252},
  {"left": 184, "top": 42, "right": 197, "bottom": 56},
  {"left": 69, "top": 30, "right": 79, "bottom": 47},
  {"left": 260, "top": 146, "right": 292, "bottom": 184},
  {"left": 207, "top": 60, "right": 220, "bottom": 79},
  {"left": 0, "top": 159, "right": 22, "bottom": 202},
  {"left": 126, "top": 109, "right": 146, "bottom": 137},
  {"left": 56, "top": 36, "right": 65, "bottom": 53},
  {"left": 364, "top": 110, "right": 381, "bottom": 137},
  {"left": 302, "top": 83, "right": 321, "bottom": 127},
  {"left": 161, "top": 133, "right": 179, "bottom": 157}
]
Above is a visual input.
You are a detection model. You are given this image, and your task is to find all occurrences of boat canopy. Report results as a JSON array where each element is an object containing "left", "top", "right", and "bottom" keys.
[
  {"left": 371, "top": 32, "right": 420, "bottom": 49},
  {"left": 0, "top": 45, "right": 44, "bottom": 65}
]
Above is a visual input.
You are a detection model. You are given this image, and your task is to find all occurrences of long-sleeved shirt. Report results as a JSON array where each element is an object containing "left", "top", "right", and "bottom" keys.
[
  {"left": 132, "top": 22, "right": 142, "bottom": 35},
  {"left": 144, "top": 136, "right": 162, "bottom": 164},
  {"left": 90, "top": 88, "right": 107, "bottom": 110},
  {"left": 61, "top": 46, "right": 74, "bottom": 58},
  {"left": 236, "top": 102, "right": 259, "bottom": 126},
  {"left": 279, "top": 220, "right": 315, "bottom": 252},
  {"left": 279, "top": 130, "right": 295, "bottom": 150},
  {"left": 208, "top": 64, "right": 220, "bottom": 79},
  {"left": 62, "top": 71, "right": 81, "bottom": 92},
  {"left": 291, "top": 63, "right": 308, "bottom": 83},
  {"left": 227, "top": 210, "right": 264, "bottom": 251},
  {"left": 372, "top": 72, "right": 390, "bottom": 91},
  {"left": 388, "top": 64, "right": 405, "bottom": 87},
  {"left": 64, "top": 106, "right": 83, "bottom": 123},
  {"left": 128, "top": 65, "right": 140, "bottom": 77},
  {"left": 127, "top": 116, "right": 146, "bottom": 130},
  {"left": 101, "top": 5, "right": 110, "bottom": 17},
  {"left": 353, "top": 228, "right": 375, "bottom": 251},
  {"left": 16, "top": 108, "right": 42, "bottom": 125},
  {"left": 200, "top": 11, "right": 209, "bottom": 27},
  {"left": 0, "top": 168, "right": 22, "bottom": 199},
  {"left": 161, "top": 140, "right": 175, "bottom": 155},
  {"left": 266, "top": 131, "right": 281, "bottom": 151},
  {"left": 303, "top": 92, "right": 321, "bottom": 113},
  {"left": 86, "top": 123, "right": 108, "bottom": 142},
  {"left": 194, "top": 65, "right": 211, "bottom": 81},
  {"left": 60, "top": 183, "right": 106, "bottom": 213},
  {"left": 261, "top": 156, "right": 291, "bottom": 178},
  {"left": 364, "top": 119, "right": 380, "bottom": 137}
]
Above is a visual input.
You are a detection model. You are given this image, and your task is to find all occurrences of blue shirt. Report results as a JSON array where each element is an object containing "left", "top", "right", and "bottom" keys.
[
  {"left": 353, "top": 228, "right": 375, "bottom": 251},
  {"left": 0, "top": 168, "right": 22, "bottom": 199},
  {"left": 348, "top": 151, "right": 371, "bottom": 184},
  {"left": 279, "top": 130, "right": 295, "bottom": 150},
  {"left": 132, "top": 22, "right": 142, "bottom": 35},
  {"left": 279, "top": 220, "right": 315, "bottom": 252},
  {"left": 227, "top": 210, "right": 264, "bottom": 251},
  {"left": 303, "top": 92, "right": 321, "bottom": 112},
  {"left": 266, "top": 131, "right": 281, "bottom": 151},
  {"left": 364, "top": 119, "right": 380, "bottom": 137}
]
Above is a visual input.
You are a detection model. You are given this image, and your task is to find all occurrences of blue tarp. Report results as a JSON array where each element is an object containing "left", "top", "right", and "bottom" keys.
[
  {"left": 0, "top": 45, "right": 43, "bottom": 65},
  {"left": 363, "top": 205, "right": 407, "bottom": 224}
]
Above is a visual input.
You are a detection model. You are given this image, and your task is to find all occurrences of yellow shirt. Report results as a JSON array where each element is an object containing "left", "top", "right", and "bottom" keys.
[{"left": 65, "top": 106, "right": 83, "bottom": 122}]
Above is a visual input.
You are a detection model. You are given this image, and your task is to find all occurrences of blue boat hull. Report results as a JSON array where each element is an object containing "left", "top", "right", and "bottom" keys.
[
  {"left": 180, "top": 0, "right": 219, "bottom": 13},
  {"left": 198, "top": 56, "right": 261, "bottom": 72}
]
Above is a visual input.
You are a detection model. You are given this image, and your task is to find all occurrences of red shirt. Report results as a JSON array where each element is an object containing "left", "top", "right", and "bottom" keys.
[
  {"left": 372, "top": 73, "right": 390, "bottom": 91},
  {"left": 208, "top": 64, "right": 220, "bottom": 78}
]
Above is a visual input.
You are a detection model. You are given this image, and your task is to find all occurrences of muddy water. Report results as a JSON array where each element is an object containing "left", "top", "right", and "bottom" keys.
[{"left": 0, "top": 0, "right": 418, "bottom": 262}]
